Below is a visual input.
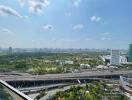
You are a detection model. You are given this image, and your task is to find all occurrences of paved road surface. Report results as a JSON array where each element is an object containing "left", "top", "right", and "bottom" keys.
[
  {"left": 40, "top": 84, "right": 86, "bottom": 100},
  {"left": 0, "top": 70, "right": 132, "bottom": 81}
]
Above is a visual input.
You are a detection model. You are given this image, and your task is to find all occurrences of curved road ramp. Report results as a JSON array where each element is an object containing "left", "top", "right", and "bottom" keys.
[
  {"left": 0, "top": 80, "right": 32, "bottom": 100},
  {"left": 119, "top": 76, "right": 132, "bottom": 99}
]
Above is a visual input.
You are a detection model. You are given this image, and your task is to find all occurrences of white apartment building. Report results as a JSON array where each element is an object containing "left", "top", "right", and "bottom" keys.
[
  {"left": 56, "top": 60, "right": 74, "bottom": 65},
  {"left": 110, "top": 50, "right": 120, "bottom": 65},
  {"left": 120, "top": 56, "right": 127, "bottom": 64},
  {"left": 101, "top": 55, "right": 127, "bottom": 65}
]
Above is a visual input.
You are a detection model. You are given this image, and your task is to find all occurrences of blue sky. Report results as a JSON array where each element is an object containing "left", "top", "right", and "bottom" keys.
[{"left": 0, "top": 0, "right": 132, "bottom": 49}]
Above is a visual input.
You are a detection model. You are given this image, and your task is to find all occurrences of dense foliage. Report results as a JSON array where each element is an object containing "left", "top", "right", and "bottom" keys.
[
  {"left": 52, "top": 81, "right": 128, "bottom": 100},
  {"left": 0, "top": 52, "right": 106, "bottom": 74},
  {"left": 35, "top": 90, "right": 46, "bottom": 100}
]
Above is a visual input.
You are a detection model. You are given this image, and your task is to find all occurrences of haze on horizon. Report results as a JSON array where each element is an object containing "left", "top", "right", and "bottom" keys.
[{"left": 0, "top": 0, "right": 132, "bottom": 49}]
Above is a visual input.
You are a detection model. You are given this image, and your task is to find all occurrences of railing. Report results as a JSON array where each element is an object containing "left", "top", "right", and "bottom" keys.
[{"left": 0, "top": 80, "right": 32, "bottom": 100}]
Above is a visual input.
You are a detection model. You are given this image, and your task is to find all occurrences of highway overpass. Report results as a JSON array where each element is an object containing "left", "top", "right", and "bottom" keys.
[
  {"left": 1, "top": 70, "right": 132, "bottom": 81},
  {"left": 0, "top": 70, "right": 131, "bottom": 88},
  {"left": 0, "top": 70, "right": 131, "bottom": 100}
]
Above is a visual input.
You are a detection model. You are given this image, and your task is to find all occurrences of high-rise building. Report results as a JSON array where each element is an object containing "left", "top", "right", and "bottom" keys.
[
  {"left": 110, "top": 50, "right": 120, "bottom": 65},
  {"left": 9, "top": 46, "right": 13, "bottom": 53},
  {"left": 128, "top": 44, "right": 132, "bottom": 62}
]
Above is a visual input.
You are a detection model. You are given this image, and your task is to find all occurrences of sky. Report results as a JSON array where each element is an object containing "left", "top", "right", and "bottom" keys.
[{"left": 0, "top": 0, "right": 132, "bottom": 49}]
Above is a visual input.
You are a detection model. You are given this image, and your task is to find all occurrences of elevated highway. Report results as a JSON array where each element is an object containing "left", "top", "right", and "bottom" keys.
[
  {"left": 0, "top": 70, "right": 132, "bottom": 89},
  {"left": 0, "top": 70, "right": 132, "bottom": 81},
  {"left": 0, "top": 70, "right": 131, "bottom": 100}
]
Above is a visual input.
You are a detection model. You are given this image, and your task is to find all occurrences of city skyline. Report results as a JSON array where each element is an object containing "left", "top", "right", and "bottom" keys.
[{"left": 0, "top": 0, "right": 132, "bottom": 49}]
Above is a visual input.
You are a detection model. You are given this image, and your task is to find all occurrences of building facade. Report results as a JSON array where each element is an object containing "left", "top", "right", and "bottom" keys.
[
  {"left": 9, "top": 46, "right": 13, "bottom": 53},
  {"left": 110, "top": 50, "right": 120, "bottom": 65},
  {"left": 128, "top": 44, "right": 132, "bottom": 62},
  {"left": 120, "top": 56, "right": 127, "bottom": 64}
]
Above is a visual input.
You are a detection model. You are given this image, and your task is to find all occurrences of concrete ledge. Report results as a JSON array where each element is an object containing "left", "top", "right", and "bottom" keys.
[{"left": 0, "top": 80, "right": 32, "bottom": 100}]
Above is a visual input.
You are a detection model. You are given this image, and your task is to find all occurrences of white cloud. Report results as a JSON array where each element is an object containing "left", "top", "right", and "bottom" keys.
[
  {"left": 18, "top": 0, "right": 50, "bottom": 14},
  {"left": 102, "top": 32, "right": 111, "bottom": 35},
  {"left": 24, "top": 15, "right": 29, "bottom": 19},
  {"left": 0, "top": 28, "right": 13, "bottom": 35},
  {"left": 90, "top": 16, "right": 101, "bottom": 22},
  {"left": 0, "top": 5, "right": 22, "bottom": 17},
  {"left": 101, "top": 32, "right": 111, "bottom": 36},
  {"left": 43, "top": 24, "right": 54, "bottom": 31},
  {"left": 101, "top": 37, "right": 112, "bottom": 41},
  {"left": 85, "top": 38, "right": 93, "bottom": 41},
  {"left": 19, "top": 0, "right": 25, "bottom": 7},
  {"left": 101, "top": 32, "right": 112, "bottom": 41},
  {"left": 74, "top": 0, "right": 81, "bottom": 7},
  {"left": 65, "top": 12, "right": 71, "bottom": 17},
  {"left": 73, "top": 24, "right": 84, "bottom": 30}
]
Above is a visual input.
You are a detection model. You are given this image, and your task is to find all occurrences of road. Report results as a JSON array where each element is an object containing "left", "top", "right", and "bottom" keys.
[
  {"left": 27, "top": 84, "right": 76, "bottom": 99},
  {"left": 39, "top": 84, "right": 86, "bottom": 100},
  {"left": 18, "top": 83, "right": 73, "bottom": 93},
  {"left": 0, "top": 70, "right": 132, "bottom": 81}
]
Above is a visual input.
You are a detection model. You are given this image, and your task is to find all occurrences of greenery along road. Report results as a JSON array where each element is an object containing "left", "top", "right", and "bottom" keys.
[{"left": 52, "top": 81, "right": 128, "bottom": 100}]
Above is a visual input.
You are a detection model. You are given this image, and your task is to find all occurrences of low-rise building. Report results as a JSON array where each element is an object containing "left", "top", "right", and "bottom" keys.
[
  {"left": 56, "top": 60, "right": 74, "bottom": 65},
  {"left": 120, "top": 56, "right": 127, "bottom": 64},
  {"left": 64, "top": 61, "right": 74, "bottom": 64},
  {"left": 96, "top": 65, "right": 108, "bottom": 69},
  {"left": 80, "top": 63, "right": 90, "bottom": 69}
]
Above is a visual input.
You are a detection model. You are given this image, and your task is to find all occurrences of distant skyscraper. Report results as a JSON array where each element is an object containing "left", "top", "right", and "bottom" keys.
[
  {"left": 128, "top": 44, "right": 132, "bottom": 62},
  {"left": 110, "top": 50, "right": 120, "bottom": 65},
  {"left": 9, "top": 47, "right": 13, "bottom": 53}
]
